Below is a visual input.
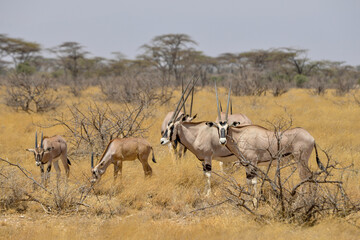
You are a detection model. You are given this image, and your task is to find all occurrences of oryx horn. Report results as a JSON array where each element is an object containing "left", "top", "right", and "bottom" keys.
[
  {"left": 181, "top": 78, "right": 186, "bottom": 114},
  {"left": 190, "top": 85, "right": 194, "bottom": 116},
  {"left": 91, "top": 152, "right": 94, "bottom": 169},
  {"left": 215, "top": 82, "right": 222, "bottom": 121},
  {"left": 35, "top": 131, "right": 38, "bottom": 148},
  {"left": 175, "top": 77, "right": 199, "bottom": 120},
  {"left": 40, "top": 132, "right": 44, "bottom": 148},
  {"left": 230, "top": 98, "right": 233, "bottom": 115},
  {"left": 225, "top": 83, "right": 232, "bottom": 121},
  {"left": 170, "top": 79, "right": 193, "bottom": 122}
]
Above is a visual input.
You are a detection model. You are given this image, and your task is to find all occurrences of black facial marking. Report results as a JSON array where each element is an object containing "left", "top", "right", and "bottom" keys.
[
  {"left": 169, "top": 125, "right": 175, "bottom": 141},
  {"left": 220, "top": 128, "right": 226, "bottom": 138},
  {"left": 162, "top": 129, "right": 168, "bottom": 138}
]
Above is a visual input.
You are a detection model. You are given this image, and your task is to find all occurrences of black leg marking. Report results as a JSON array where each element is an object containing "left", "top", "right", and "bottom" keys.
[
  {"left": 47, "top": 165, "right": 52, "bottom": 172},
  {"left": 203, "top": 163, "right": 212, "bottom": 172},
  {"left": 246, "top": 169, "right": 256, "bottom": 179}
]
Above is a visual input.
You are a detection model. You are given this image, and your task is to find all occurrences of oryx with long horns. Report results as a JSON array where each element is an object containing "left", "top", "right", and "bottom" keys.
[
  {"left": 26, "top": 132, "right": 71, "bottom": 186},
  {"left": 160, "top": 80, "right": 239, "bottom": 195},
  {"left": 161, "top": 81, "right": 197, "bottom": 160},
  {"left": 214, "top": 83, "right": 252, "bottom": 172},
  {"left": 207, "top": 85, "right": 325, "bottom": 196},
  {"left": 90, "top": 137, "right": 156, "bottom": 183}
]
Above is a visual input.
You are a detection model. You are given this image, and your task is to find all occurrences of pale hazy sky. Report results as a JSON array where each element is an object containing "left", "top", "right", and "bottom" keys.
[{"left": 1, "top": 0, "right": 359, "bottom": 65}]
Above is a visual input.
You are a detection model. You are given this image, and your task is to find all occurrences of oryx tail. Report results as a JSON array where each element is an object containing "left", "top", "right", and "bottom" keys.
[
  {"left": 314, "top": 142, "right": 326, "bottom": 171},
  {"left": 151, "top": 146, "right": 156, "bottom": 163}
]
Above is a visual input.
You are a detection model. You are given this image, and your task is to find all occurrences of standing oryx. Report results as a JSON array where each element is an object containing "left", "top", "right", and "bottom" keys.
[
  {"left": 215, "top": 83, "right": 252, "bottom": 172},
  {"left": 207, "top": 84, "right": 325, "bottom": 195},
  {"left": 26, "top": 132, "right": 71, "bottom": 186},
  {"left": 161, "top": 111, "right": 197, "bottom": 159},
  {"left": 161, "top": 85, "right": 197, "bottom": 160},
  {"left": 160, "top": 81, "right": 238, "bottom": 196},
  {"left": 91, "top": 137, "right": 156, "bottom": 183}
]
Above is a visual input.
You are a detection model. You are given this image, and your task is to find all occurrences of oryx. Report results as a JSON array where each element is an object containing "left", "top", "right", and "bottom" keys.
[
  {"left": 215, "top": 86, "right": 252, "bottom": 172},
  {"left": 161, "top": 111, "right": 197, "bottom": 159},
  {"left": 26, "top": 132, "right": 71, "bottom": 186},
  {"left": 91, "top": 137, "right": 156, "bottom": 183},
  {"left": 160, "top": 78, "right": 198, "bottom": 160},
  {"left": 207, "top": 84, "right": 325, "bottom": 196},
  {"left": 160, "top": 81, "right": 238, "bottom": 195}
]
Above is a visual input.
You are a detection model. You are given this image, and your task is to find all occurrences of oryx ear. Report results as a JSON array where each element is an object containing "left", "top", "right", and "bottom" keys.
[
  {"left": 26, "top": 148, "right": 35, "bottom": 153},
  {"left": 231, "top": 121, "right": 241, "bottom": 127},
  {"left": 205, "top": 122, "right": 215, "bottom": 127},
  {"left": 192, "top": 114, "right": 197, "bottom": 120}
]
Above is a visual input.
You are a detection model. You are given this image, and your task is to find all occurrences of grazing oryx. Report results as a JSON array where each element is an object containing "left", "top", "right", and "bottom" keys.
[
  {"left": 160, "top": 81, "right": 238, "bottom": 196},
  {"left": 91, "top": 137, "right": 156, "bottom": 183},
  {"left": 26, "top": 132, "right": 71, "bottom": 186},
  {"left": 207, "top": 84, "right": 325, "bottom": 196}
]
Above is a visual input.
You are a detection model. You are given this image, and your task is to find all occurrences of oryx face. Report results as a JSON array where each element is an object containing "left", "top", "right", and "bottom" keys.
[
  {"left": 217, "top": 121, "right": 229, "bottom": 145},
  {"left": 26, "top": 147, "right": 52, "bottom": 166},
  {"left": 91, "top": 161, "right": 106, "bottom": 183},
  {"left": 26, "top": 132, "right": 52, "bottom": 166}
]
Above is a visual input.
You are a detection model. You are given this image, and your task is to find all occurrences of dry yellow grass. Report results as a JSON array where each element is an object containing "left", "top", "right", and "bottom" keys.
[{"left": 0, "top": 86, "right": 359, "bottom": 239}]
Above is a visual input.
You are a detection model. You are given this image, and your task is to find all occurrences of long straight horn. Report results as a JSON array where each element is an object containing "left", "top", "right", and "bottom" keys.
[
  {"left": 175, "top": 77, "right": 199, "bottom": 120},
  {"left": 215, "top": 82, "right": 222, "bottom": 121},
  {"left": 170, "top": 79, "right": 192, "bottom": 122},
  {"left": 220, "top": 101, "right": 223, "bottom": 112},
  {"left": 40, "top": 132, "right": 44, "bottom": 148},
  {"left": 35, "top": 131, "right": 38, "bottom": 148},
  {"left": 225, "top": 84, "right": 232, "bottom": 121},
  {"left": 190, "top": 86, "right": 194, "bottom": 116},
  {"left": 230, "top": 98, "right": 233, "bottom": 115},
  {"left": 181, "top": 78, "right": 186, "bottom": 114},
  {"left": 91, "top": 152, "right": 94, "bottom": 169}
]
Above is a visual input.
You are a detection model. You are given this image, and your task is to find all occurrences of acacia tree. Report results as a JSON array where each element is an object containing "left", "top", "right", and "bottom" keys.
[
  {"left": 0, "top": 35, "right": 41, "bottom": 67},
  {"left": 139, "top": 33, "right": 198, "bottom": 92},
  {"left": 49, "top": 42, "right": 88, "bottom": 95}
]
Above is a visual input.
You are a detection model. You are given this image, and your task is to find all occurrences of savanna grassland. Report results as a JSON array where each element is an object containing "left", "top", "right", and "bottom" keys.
[{"left": 0, "top": 86, "right": 359, "bottom": 240}]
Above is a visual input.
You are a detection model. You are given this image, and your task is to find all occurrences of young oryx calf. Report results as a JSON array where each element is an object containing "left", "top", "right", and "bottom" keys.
[
  {"left": 91, "top": 137, "right": 156, "bottom": 183},
  {"left": 26, "top": 132, "right": 71, "bottom": 186}
]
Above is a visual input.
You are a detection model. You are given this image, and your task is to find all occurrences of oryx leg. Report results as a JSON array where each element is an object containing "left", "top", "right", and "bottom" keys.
[
  {"left": 40, "top": 164, "right": 45, "bottom": 186},
  {"left": 296, "top": 149, "right": 313, "bottom": 194},
  {"left": 60, "top": 153, "right": 70, "bottom": 179},
  {"left": 113, "top": 160, "right": 123, "bottom": 181},
  {"left": 139, "top": 153, "right": 152, "bottom": 176},
  {"left": 53, "top": 160, "right": 61, "bottom": 182},
  {"left": 202, "top": 158, "right": 212, "bottom": 196},
  {"left": 45, "top": 160, "right": 53, "bottom": 187},
  {"left": 177, "top": 144, "right": 185, "bottom": 159},
  {"left": 245, "top": 165, "right": 259, "bottom": 207},
  {"left": 167, "top": 142, "right": 178, "bottom": 162}
]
